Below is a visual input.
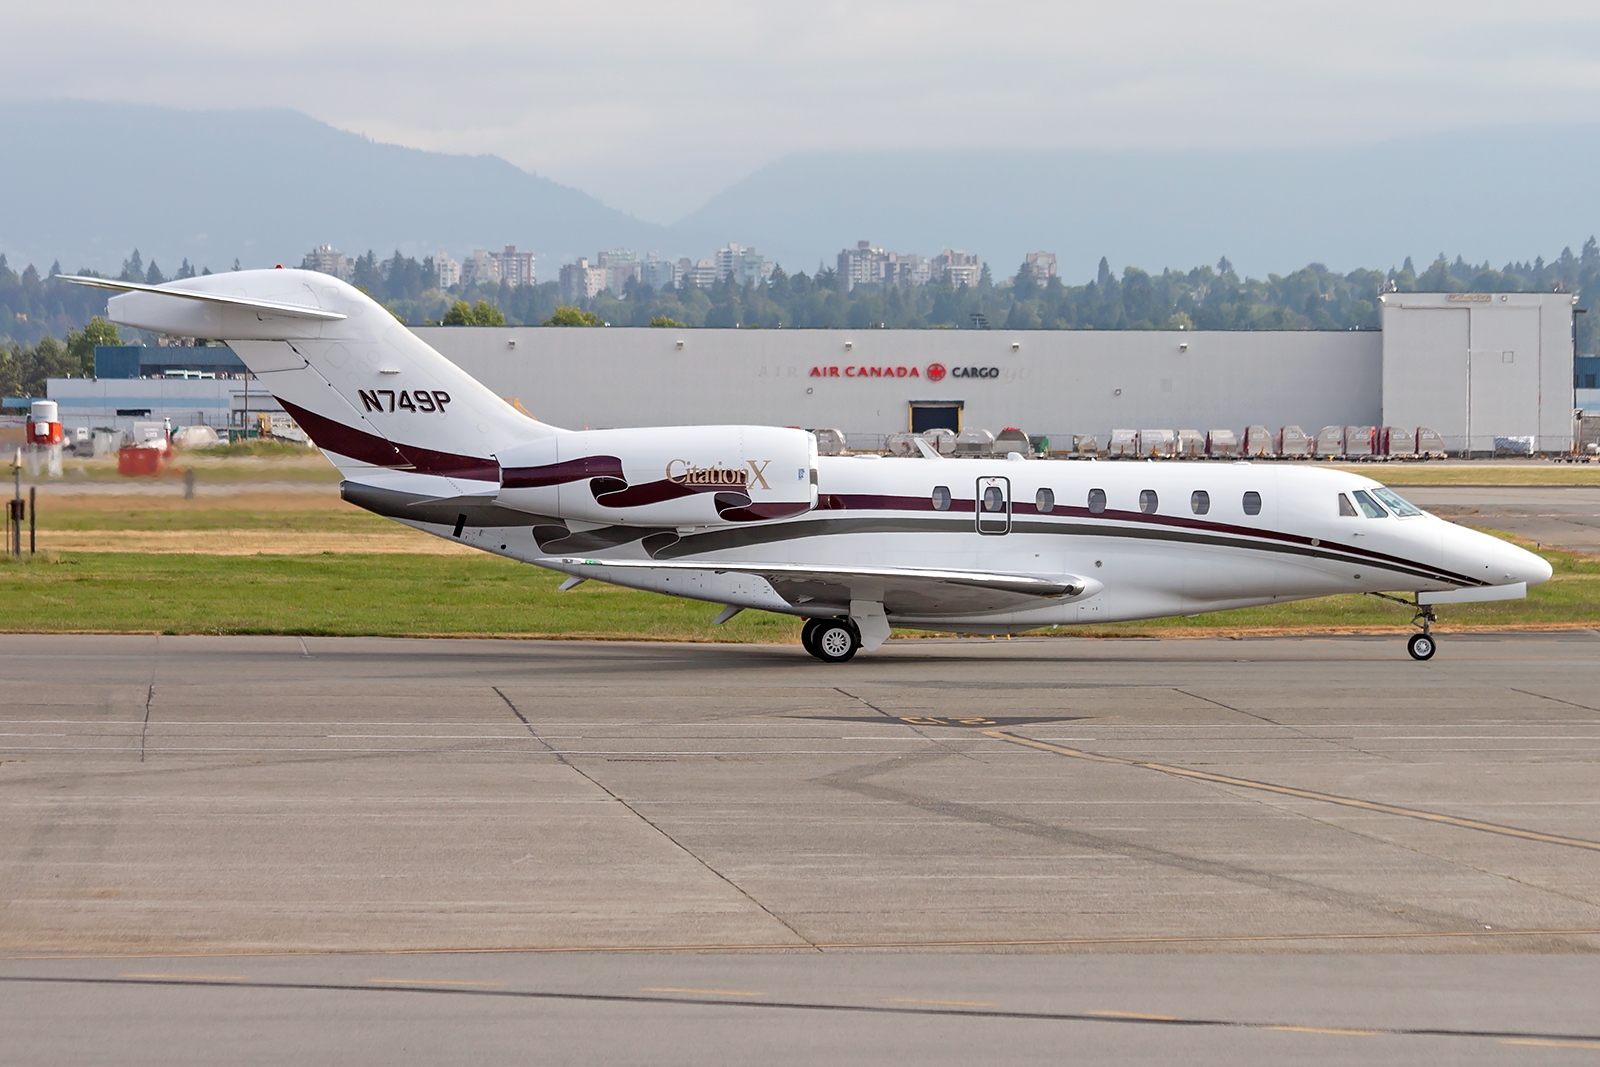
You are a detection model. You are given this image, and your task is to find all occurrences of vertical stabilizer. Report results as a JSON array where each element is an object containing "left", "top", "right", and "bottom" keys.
[{"left": 98, "top": 270, "right": 561, "bottom": 492}]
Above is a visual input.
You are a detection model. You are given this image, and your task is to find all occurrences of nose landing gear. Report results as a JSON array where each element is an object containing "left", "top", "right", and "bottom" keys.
[
  {"left": 1407, "top": 606, "right": 1438, "bottom": 661},
  {"left": 1366, "top": 592, "right": 1439, "bottom": 661}
]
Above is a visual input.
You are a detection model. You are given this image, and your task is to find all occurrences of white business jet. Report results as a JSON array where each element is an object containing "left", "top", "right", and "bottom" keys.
[{"left": 68, "top": 270, "right": 1551, "bottom": 662}]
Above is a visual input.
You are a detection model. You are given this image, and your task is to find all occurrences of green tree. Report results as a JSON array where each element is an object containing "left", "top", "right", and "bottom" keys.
[
  {"left": 649, "top": 314, "right": 686, "bottom": 328},
  {"left": 545, "top": 305, "right": 601, "bottom": 326},
  {"left": 65, "top": 316, "right": 120, "bottom": 372},
  {"left": 440, "top": 299, "right": 507, "bottom": 326},
  {"left": 471, "top": 300, "right": 506, "bottom": 326}
]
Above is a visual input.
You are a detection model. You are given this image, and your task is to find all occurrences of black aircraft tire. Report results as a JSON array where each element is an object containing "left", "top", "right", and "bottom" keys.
[
  {"left": 812, "top": 619, "right": 860, "bottom": 663},
  {"left": 800, "top": 619, "right": 824, "bottom": 659},
  {"left": 1407, "top": 633, "right": 1436, "bottom": 661}
]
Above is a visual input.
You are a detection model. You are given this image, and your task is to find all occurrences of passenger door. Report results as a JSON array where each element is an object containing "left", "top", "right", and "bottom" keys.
[{"left": 976, "top": 476, "right": 1010, "bottom": 535}]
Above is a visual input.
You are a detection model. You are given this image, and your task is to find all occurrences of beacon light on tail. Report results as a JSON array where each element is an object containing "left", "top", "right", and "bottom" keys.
[{"left": 64, "top": 270, "right": 1553, "bottom": 663}]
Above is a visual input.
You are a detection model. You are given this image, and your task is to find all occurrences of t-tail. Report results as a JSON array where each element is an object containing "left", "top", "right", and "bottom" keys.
[
  {"left": 67, "top": 270, "right": 817, "bottom": 531},
  {"left": 68, "top": 270, "right": 556, "bottom": 500}
]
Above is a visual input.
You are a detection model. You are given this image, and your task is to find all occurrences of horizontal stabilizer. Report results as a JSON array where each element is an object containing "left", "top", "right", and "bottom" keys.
[{"left": 59, "top": 276, "right": 347, "bottom": 321}]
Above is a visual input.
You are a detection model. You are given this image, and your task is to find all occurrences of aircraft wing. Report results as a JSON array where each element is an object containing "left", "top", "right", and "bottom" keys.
[
  {"left": 535, "top": 556, "right": 1088, "bottom": 616},
  {"left": 59, "top": 276, "right": 347, "bottom": 321}
]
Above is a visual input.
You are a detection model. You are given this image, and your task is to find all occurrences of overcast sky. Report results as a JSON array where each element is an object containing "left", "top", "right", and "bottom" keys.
[{"left": 5, "top": 1, "right": 1600, "bottom": 224}]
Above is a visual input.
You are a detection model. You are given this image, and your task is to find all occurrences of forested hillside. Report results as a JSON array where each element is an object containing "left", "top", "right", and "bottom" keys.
[{"left": 7, "top": 242, "right": 1600, "bottom": 393}]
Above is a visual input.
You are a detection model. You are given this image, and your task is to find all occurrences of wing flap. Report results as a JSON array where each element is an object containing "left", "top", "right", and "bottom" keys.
[{"left": 536, "top": 556, "right": 1088, "bottom": 615}]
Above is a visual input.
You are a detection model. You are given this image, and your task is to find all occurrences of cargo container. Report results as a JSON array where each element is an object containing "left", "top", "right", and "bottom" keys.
[
  {"left": 1206, "top": 429, "right": 1239, "bottom": 457},
  {"left": 1108, "top": 429, "right": 1138, "bottom": 457},
  {"left": 1243, "top": 425, "right": 1274, "bottom": 456},
  {"left": 1139, "top": 429, "right": 1176, "bottom": 458},
  {"left": 1313, "top": 426, "right": 1345, "bottom": 457},
  {"left": 1278, "top": 426, "right": 1312, "bottom": 457},
  {"left": 1344, "top": 426, "right": 1376, "bottom": 458},
  {"left": 1381, "top": 426, "right": 1416, "bottom": 457}
]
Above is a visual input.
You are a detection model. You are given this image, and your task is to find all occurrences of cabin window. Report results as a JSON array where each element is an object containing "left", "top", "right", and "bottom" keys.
[
  {"left": 1369, "top": 486, "right": 1422, "bottom": 517},
  {"left": 1036, "top": 487, "right": 1055, "bottom": 513},
  {"left": 1139, "top": 489, "right": 1159, "bottom": 514},
  {"left": 931, "top": 485, "right": 951, "bottom": 511},
  {"left": 982, "top": 485, "right": 1006, "bottom": 513},
  {"left": 1088, "top": 488, "right": 1107, "bottom": 514},
  {"left": 1242, "top": 491, "right": 1262, "bottom": 516},
  {"left": 1190, "top": 490, "right": 1210, "bottom": 515},
  {"left": 1352, "top": 489, "right": 1387, "bottom": 518},
  {"left": 1339, "top": 493, "right": 1358, "bottom": 517}
]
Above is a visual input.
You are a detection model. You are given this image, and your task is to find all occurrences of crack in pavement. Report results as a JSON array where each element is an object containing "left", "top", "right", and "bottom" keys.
[
  {"left": 492, "top": 686, "right": 817, "bottom": 951},
  {"left": 814, "top": 750, "right": 1505, "bottom": 941}
]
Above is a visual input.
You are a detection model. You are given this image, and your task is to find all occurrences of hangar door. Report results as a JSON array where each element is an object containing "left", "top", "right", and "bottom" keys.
[
  {"left": 1382, "top": 308, "right": 1469, "bottom": 451},
  {"left": 1468, "top": 307, "right": 1541, "bottom": 452}
]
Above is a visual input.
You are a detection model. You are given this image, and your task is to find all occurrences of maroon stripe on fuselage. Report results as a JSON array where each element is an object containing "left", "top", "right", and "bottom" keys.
[
  {"left": 501, "top": 456, "right": 625, "bottom": 489},
  {"left": 278, "top": 399, "right": 499, "bottom": 481},
  {"left": 816, "top": 494, "right": 1482, "bottom": 586},
  {"left": 717, "top": 499, "right": 814, "bottom": 522},
  {"left": 817, "top": 493, "right": 975, "bottom": 513},
  {"left": 595, "top": 478, "right": 720, "bottom": 508}
]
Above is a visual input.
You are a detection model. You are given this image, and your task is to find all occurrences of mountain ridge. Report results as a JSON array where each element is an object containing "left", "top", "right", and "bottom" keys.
[{"left": 4, "top": 100, "right": 1600, "bottom": 283}]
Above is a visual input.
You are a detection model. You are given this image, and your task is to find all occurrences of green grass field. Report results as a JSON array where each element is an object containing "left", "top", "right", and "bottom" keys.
[{"left": 1, "top": 544, "right": 1595, "bottom": 640}]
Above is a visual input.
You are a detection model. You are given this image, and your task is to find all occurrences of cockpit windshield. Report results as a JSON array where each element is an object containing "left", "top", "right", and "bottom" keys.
[
  {"left": 1368, "top": 486, "right": 1423, "bottom": 517},
  {"left": 1351, "top": 489, "right": 1388, "bottom": 518}
]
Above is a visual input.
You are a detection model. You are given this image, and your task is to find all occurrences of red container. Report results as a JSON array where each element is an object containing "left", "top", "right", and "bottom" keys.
[{"left": 117, "top": 445, "right": 169, "bottom": 477}]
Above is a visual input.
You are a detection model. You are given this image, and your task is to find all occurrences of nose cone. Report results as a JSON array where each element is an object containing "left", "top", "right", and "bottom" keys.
[
  {"left": 1509, "top": 542, "right": 1554, "bottom": 588},
  {"left": 1442, "top": 523, "right": 1553, "bottom": 589}
]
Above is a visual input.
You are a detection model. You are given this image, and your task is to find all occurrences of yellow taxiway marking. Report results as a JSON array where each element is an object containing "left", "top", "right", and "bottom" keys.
[
  {"left": 639, "top": 987, "right": 766, "bottom": 997},
  {"left": 1087, "top": 1010, "right": 1181, "bottom": 1021},
  {"left": 119, "top": 972, "right": 246, "bottom": 981},
  {"left": 1503, "top": 1039, "right": 1600, "bottom": 1050},
  {"left": 1265, "top": 1025, "right": 1379, "bottom": 1036},
  {"left": 368, "top": 978, "right": 505, "bottom": 988},
  {"left": 12, "top": 928, "right": 1600, "bottom": 961},
  {"left": 985, "top": 730, "right": 1600, "bottom": 853},
  {"left": 886, "top": 998, "right": 999, "bottom": 1008}
]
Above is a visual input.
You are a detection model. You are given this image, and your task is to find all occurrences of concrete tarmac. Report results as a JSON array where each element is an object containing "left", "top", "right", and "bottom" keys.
[
  {"left": 1404, "top": 485, "right": 1600, "bottom": 551},
  {"left": 3, "top": 633, "right": 1600, "bottom": 1063}
]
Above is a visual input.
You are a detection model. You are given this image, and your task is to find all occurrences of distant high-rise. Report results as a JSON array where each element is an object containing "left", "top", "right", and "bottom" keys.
[
  {"left": 640, "top": 252, "right": 679, "bottom": 291},
  {"left": 490, "top": 245, "right": 535, "bottom": 288},
  {"left": 704, "top": 243, "right": 769, "bottom": 287},
  {"left": 434, "top": 251, "right": 461, "bottom": 290},
  {"left": 930, "top": 249, "right": 981, "bottom": 288},
  {"left": 683, "top": 257, "right": 720, "bottom": 290},
  {"left": 303, "top": 244, "right": 353, "bottom": 281},
  {"left": 559, "top": 258, "right": 608, "bottom": 303},
  {"left": 1023, "top": 251, "right": 1058, "bottom": 282},
  {"left": 839, "top": 240, "right": 931, "bottom": 291},
  {"left": 461, "top": 249, "right": 501, "bottom": 286},
  {"left": 597, "top": 248, "right": 638, "bottom": 294}
]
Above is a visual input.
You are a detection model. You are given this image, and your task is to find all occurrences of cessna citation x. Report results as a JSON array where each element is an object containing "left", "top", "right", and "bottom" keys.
[{"left": 68, "top": 270, "right": 1552, "bottom": 663}]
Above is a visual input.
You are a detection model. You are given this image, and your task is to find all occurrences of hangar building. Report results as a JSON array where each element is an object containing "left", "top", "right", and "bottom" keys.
[
  {"left": 36, "top": 292, "right": 1577, "bottom": 453},
  {"left": 416, "top": 291, "right": 1578, "bottom": 453}
]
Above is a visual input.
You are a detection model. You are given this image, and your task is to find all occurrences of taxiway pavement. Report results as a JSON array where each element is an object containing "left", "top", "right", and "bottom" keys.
[{"left": 3, "top": 633, "right": 1599, "bottom": 1063}]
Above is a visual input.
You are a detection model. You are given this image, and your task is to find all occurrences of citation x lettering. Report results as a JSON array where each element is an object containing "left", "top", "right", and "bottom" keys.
[{"left": 68, "top": 270, "right": 1552, "bottom": 664}]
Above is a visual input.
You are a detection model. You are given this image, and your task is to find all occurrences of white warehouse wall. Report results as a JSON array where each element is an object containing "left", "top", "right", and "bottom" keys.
[
  {"left": 1380, "top": 292, "right": 1576, "bottom": 453},
  {"left": 413, "top": 327, "right": 1383, "bottom": 442}
]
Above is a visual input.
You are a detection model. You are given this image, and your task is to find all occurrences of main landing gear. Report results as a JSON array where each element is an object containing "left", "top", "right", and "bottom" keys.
[{"left": 801, "top": 617, "right": 861, "bottom": 663}]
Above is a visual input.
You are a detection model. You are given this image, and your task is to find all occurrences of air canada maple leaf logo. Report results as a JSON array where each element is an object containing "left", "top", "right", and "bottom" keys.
[{"left": 926, "top": 363, "right": 946, "bottom": 382}]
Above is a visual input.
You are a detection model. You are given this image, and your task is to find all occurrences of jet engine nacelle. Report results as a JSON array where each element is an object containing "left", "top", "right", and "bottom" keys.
[{"left": 496, "top": 425, "right": 817, "bottom": 527}]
